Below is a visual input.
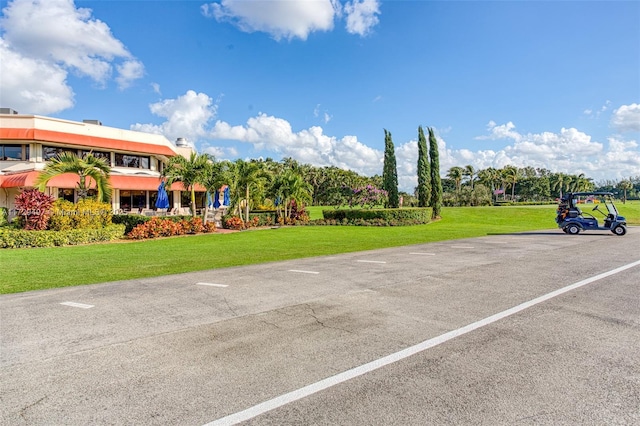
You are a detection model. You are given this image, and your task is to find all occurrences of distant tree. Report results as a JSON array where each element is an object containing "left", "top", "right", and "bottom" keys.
[
  {"left": 502, "top": 165, "right": 521, "bottom": 200},
  {"left": 463, "top": 164, "right": 476, "bottom": 189},
  {"left": 447, "top": 166, "right": 464, "bottom": 193},
  {"left": 618, "top": 179, "right": 632, "bottom": 203},
  {"left": 416, "top": 126, "right": 431, "bottom": 207},
  {"left": 428, "top": 127, "right": 443, "bottom": 218},
  {"left": 382, "top": 129, "right": 399, "bottom": 208}
]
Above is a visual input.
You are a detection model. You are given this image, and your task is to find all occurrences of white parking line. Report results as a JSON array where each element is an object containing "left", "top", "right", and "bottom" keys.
[
  {"left": 288, "top": 270, "right": 320, "bottom": 274},
  {"left": 60, "top": 302, "right": 94, "bottom": 309},
  {"left": 205, "top": 259, "right": 640, "bottom": 426},
  {"left": 450, "top": 245, "right": 474, "bottom": 249},
  {"left": 356, "top": 260, "right": 387, "bottom": 264},
  {"left": 410, "top": 252, "right": 436, "bottom": 256},
  {"left": 196, "top": 283, "right": 228, "bottom": 288}
]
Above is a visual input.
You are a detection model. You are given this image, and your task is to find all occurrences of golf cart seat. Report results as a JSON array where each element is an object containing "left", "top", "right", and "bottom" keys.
[{"left": 568, "top": 209, "right": 581, "bottom": 218}]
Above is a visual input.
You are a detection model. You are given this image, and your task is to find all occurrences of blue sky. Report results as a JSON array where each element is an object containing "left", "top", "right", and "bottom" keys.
[{"left": 1, "top": 0, "right": 639, "bottom": 191}]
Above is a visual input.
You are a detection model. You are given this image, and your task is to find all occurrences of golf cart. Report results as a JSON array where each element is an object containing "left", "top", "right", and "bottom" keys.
[{"left": 556, "top": 192, "right": 627, "bottom": 236}]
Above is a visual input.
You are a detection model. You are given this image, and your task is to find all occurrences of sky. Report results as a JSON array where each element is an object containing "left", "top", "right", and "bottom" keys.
[{"left": 1, "top": 0, "right": 639, "bottom": 192}]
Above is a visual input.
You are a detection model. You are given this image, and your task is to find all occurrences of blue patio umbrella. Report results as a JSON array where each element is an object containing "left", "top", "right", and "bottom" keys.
[
  {"left": 223, "top": 186, "right": 230, "bottom": 206},
  {"left": 206, "top": 191, "right": 213, "bottom": 208},
  {"left": 213, "top": 190, "right": 221, "bottom": 209},
  {"left": 155, "top": 180, "right": 170, "bottom": 210}
]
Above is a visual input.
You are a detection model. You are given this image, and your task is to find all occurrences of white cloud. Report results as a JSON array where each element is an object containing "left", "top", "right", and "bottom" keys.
[
  {"left": 210, "top": 112, "right": 382, "bottom": 176},
  {"left": 344, "top": 0, "right": 380, "bottom": 36},
  {"left": 201, "top": 0, "right": 337, "bottom": 41},
  {"left": 201, "top": 0, "right": 380, "bottom": 40},
  {"left": 129, "top": 89, "right": 639, "bottom": 191},
  {"left": 0, "top": 38, "right": 74, "bottom": 114},
  {"left": 0, "top": 0, "right": 143, "bottom": 113},
  {"left": 611, "top": 103, "right": 640, "bottom": 132},
  {"left": 130, "top": 90, "right": 219, "bottom": 144}
]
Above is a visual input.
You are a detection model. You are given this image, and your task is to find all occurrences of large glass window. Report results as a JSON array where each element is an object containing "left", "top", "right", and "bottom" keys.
[
  {"left": 0, "top": 144, "right": 28, "bottom": 160},
  {"left": 81, "top": 150, "right": 111, "bottom": 165},
  {"left": 115, "top": 153, "right": 150, "bottom": 169},
  {"left": 120, "top": 190, "right": 147, "bottom": 212},
  {"left": 43, "top": 146, "right": 76, "bottom": 160}
]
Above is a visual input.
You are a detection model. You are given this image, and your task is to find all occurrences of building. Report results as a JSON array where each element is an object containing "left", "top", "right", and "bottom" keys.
[{"left": 0, "top": 110, "right": 207, "bottom": 215}]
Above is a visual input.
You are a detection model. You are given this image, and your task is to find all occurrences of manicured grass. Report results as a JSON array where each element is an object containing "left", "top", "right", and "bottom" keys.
[
  {"left": 1, "top": 205, "right": 560, "bottom": 294},
  {"left": 4, "top": 202, "right": 639, "bottom": 295},
  {"left": 616, "top": 200, "right": 640, "bottom": 225}
]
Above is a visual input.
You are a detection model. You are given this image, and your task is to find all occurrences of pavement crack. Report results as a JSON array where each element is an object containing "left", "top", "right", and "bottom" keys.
[
  {"left": 20, "top": 395, "right": 47, "bottom": 421},
  {"left": 305, "top": 304, "right": 353, "bottom": 334},
  {"left": 223, "top": 297, "right": 239, "bottom": 316}
]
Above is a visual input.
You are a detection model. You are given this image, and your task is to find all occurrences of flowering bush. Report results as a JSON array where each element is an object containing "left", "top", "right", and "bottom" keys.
[
  {"left": 127, "top": 216, "right": 215, "bottom": 239},
  {"left": 223, "top": 216, "right": 245, "bottom": 230},
  {"left": 351, "top": 185, "right": 388, "bottom": 209},
  {"left": 14, "top": 189, "right": 55, "bottom": 230}
]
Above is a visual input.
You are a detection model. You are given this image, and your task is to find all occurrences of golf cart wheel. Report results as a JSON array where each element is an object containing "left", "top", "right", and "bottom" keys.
[
  {"left": 612, "top": 225, "right": 627, "bottom": 236},
  {"left": 565, "top": 224, "right": 581, "bottom": 235}
]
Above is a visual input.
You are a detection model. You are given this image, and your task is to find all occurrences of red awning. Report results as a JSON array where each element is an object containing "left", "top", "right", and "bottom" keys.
[{"left": 0, "top": 171, "right": 205, "bottom": 191}]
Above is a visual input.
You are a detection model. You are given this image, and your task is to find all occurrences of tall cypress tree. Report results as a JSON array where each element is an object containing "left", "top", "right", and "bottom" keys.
[
  {"left": 428, "top": 127, "right": 443, "bottom": 218},
  {"left": 382, "top": 129, "right": 399, "bottom": 208},
  {"left": 417, "top": 125, "right": 431, "bottom": 207}
]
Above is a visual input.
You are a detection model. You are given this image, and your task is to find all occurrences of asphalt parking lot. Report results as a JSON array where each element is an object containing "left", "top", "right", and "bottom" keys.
[{"left": 1, "top": 227, "right": 639, "bottom": 425}]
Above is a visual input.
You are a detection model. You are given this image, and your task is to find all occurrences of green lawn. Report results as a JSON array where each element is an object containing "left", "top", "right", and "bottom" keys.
[{"left": 3, "top": 202, "right": 637, "bottom": 295}]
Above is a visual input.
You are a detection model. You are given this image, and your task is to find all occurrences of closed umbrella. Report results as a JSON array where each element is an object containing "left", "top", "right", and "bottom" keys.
[
  {"left": 223, "top": 186, "right": 230, "bottom": 206},
  {"left": 213, "top": 190, "right": 221, "bottom": 209},
  {"left": 155, "top": 180, "right": 170, "bottom": 210}
]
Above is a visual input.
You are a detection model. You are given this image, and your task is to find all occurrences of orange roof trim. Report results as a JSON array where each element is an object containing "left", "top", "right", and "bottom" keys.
[
  {"left": 0, "top": 171, "right": 206, "bottom": 192},
  {"left": 0, "top": 128, "right": 177, "bottom": 157}
]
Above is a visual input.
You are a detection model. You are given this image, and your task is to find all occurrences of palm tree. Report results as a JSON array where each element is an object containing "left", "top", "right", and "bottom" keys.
[
  {"left": 550, "top": 172, "right": 568, "bottom": 198},
  {"left": 200, "top": 159, "right": 232, "bottom": 223},
  {"left": 36, "top": 152, "right": 112, "bottom": 202},
  {"left": 229, "top": 159, "right": 271, "bottom": 223},
  {"left": 463, "top": 164, "right": 476, "bottom": 190},
  {"left": 501, "top": 165, "right": 521, "bottom": 200},
  {"left": 163, "top": 152, "right": 210, "bottom": 217},
  {"left": 617, "top": 179, "right": 632, "bottom": 203},
  {"left": 447, "top": 166, "right": 464, "bottom": 193},
  {"left": 272, "top": 170, "right": 312, "bottom": 220},
  {"left": 477, "top": 167, "right": 501, "bottom": 202}
]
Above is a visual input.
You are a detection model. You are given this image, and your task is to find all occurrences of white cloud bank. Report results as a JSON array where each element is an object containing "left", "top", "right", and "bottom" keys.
[
  {"left": 201, "top": 0, "right": 381, "bottom": 40},
  {"left": 0, "top": 0, "right": 143, "bottom": 114},
  {"left": 136, "top": 92, "right": 640, "bottom": 192}
]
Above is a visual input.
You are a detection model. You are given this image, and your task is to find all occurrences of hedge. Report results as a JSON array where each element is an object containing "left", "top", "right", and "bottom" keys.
[
  {"left": 112, "top": 214, "right": 195, "bottom": 233},
  {"left": 321, "top": 207, "right": 432, "bottom": 226},
  {"left": 0, "top": 224, "right": 126, "bottom": 249}
]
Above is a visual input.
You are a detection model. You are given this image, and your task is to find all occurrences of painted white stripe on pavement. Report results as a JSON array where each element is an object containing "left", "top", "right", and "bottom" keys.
[
  {"left": 288, "top": 270, "right": 320, "bottom": 274},
  {"left": 60, "top": 302, "right": 94, "bottom": 309},
  {"left": 196, "top": 283, "right": 228, "bottom": 288},
  {"left": 205, "top": 259, "right": 640, "bottom": 426},
  {"left": 410, "top": 252, "right": 436, "bottom": 256},
  {"left": 356, "top": 260, "right": 387, "bottom": 264},
  {"left": 450, "top": 245, "right": 474, "bottom": 249}
]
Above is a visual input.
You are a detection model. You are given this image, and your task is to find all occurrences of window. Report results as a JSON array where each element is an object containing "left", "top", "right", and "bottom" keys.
[
  {"left": 115, "top": 153, "right": 150, "bottom": 169},
  {"left": 58, "top": 189, "right": 75, "bottom": 202},
  {"left": 0, "top": 144, "right": 29, "bottom": 161},
  {"left": 120, "top": 190, "right": 147, "bottom": 212},
  {"left": 43, "top": 146, "right": 76, "bottom": 160},
  {"left": 81, "top": 150, "right": 111, "bottom": 165}
]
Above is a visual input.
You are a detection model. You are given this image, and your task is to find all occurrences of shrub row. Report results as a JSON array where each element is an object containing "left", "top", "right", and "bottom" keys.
[
  {"left": 127, "top": 217, "right": 216, "bottom": 239},
  {"left": 0, "top": 224, "right": 126, "bottom": 249},
  {"left": 493, "top": 201, "right": 557, "bottom": 206},
  {"left": 112, "top": 214, "right": 195, "bottom": 233},
  {"left": 322, "top": 208, "right": 432, "bottom": 225}
]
